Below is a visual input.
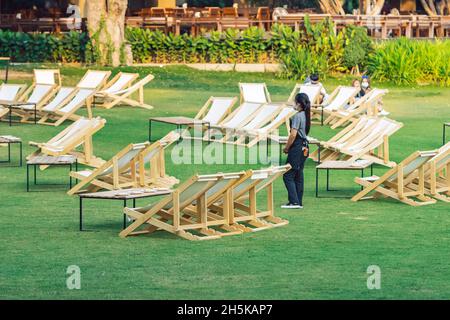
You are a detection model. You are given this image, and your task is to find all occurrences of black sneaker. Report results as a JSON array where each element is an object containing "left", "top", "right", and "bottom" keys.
[{"left": 280, "top": 203, "right": 302, "bottom": 209}]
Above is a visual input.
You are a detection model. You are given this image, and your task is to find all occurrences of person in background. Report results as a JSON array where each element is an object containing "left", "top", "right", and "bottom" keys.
[
  {"left": 281, "top": 93, "right": 311, "bottom": 209},
  {"left": 304, "top": 73, "right": 328, "bottom": 103},
  {"left": 361, "top": 75, "right": 372, "bottom": 96},
  {"left": 352, "top": 79, "right": 365, "bottom": 99}
]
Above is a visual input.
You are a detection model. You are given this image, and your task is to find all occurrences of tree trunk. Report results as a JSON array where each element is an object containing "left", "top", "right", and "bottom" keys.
[
  {"left": 360, "top": 0, "right": 385, "bottom": 15},
  {"left": 318, "top": 0, "right": 346, "bottom": 15},
  {"left": 86, "top": 0, "right": 129, "bottom": 66}
]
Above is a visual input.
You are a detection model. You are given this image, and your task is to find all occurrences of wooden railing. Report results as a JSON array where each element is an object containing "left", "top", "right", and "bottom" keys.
[{"left": 1, "top": 11, "right": 449, "bottom": 38}]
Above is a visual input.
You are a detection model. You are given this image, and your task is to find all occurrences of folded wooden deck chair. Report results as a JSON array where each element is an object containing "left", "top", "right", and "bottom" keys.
[
  {"left": 237, "top": 106, "right": 297, "bottom": 147},
  {"left": 320, "top": 86, "right": 359, "bottom": 125},
  {"left": 405, "top": 142, "right": 450, "bottom": 202},
  {"left": 38, "top": 70, "right": 111, "bottom": 126},
  {"left": 239, "top": 82, "right": 271, "bottom": 104},
  {"left": 207, "top": 165, "right": 291, "bottom": 232},
  {"left": 94, "top": 73, "right": 154, "bottom": 110},
  {"left": 67, "top": 132, "right": 180, "bottom": 195},
  {"left": 311, "top": 116, "right": 403, "bottom": 167},
  {"left": 12, "top": 69, "right": 61, "bottom": 122},
  {"left": 176, "top": 171, "right": 249, "bottom": 237},
  {"left": 327, "top": 89, "right": 388, "bottom": 129},
  {"left": 28, "top": 117, "right": 106, "bottom": 168},
  {"left": 352, "top": 150, "right": 438, "bottom": 206},
  {"left": 120, "top": 173, "right": 235, "bottom": 240},
  {"left": 0, "top": 84, "right": 27, "bottom": 118}
]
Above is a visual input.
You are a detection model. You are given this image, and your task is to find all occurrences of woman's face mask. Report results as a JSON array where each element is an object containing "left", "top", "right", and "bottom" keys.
[{"left": 361, "top": 81, "right": 369, "bottom": 89}]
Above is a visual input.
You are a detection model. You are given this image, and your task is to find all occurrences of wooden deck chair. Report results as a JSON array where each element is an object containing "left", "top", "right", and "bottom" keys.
[
  {"left": 182, "top": 96, "right": 237, "bottom": 140},
  {"left": 288, "top": 83, "right": 322, "bottom": 106},
  {"left": 320, "top": 86, "right": 359, "bottom": 125},
  {"left": 208, "top": 165, "right": 291, "bottom": 232},
  {"left": 94, "top": 73, "right": 154, "bottom": 110},
  {"left": 38, "top": 70, "right": 110, "bottom": 126},
  {"left": 176, "top": 171, "right": 248, "bottom": 237},
  {"left": 120, "top": 173, "right": 231, "bottom": 240},
  {"left": 28, "top": 117, "right": 106, "bottom": 168},
  {"left": 12, "top": 69, "right": 61, "bottom": 122},
  {"left": 311, "top": 116, "right": 403, "bottom": 167},
  {"left": 76, "top": 70, "right": 111, "bottom": 90},
  {"left": 68, "top": 132, "right": 180, "bottom": 195},
  {"left": 238, "top": 106, "right": 297, "bottom": 148},
  {"left": 38, "top": 87, "right": 78, "bottom": 115},
  {"left": 352, "top": 150, "right": 438, "bottom": 206},
  {"left": 0, "top": 84, "right": 27, "bottom": 118},
  {"left": 405, "top": 142, "right": 450, "bottom": 202},
  {"left": 227, "top": 103, "right": 283, "bottom": 144},
  {"left": 239, "top": 83, "right": 271, "bottom": 104},
  {"left": 327, "top": 89, "right": 388, "bottom": 129}
]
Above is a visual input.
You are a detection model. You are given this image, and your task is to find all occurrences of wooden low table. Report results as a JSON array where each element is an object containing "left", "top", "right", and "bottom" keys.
[
  {"left": 148, "top": 116, "right": 210, "bottom": 142},
  {"left": 315, "top": 160, "right": 374, "bottom": 198},
  {"left": 78, "top": 188, "right": 173, "bottom": 231},
  {"left": 26, "top": 155, "right": 78, "bottom": 192},
  {"left": 0, "top": 135, "right": 22, "bottom": 166},
  {"left": 0, "top": 100, "right": 37, "bottom": 126},
  {"left": 443, "top": 122, "right": 450, "bottom": 145}
]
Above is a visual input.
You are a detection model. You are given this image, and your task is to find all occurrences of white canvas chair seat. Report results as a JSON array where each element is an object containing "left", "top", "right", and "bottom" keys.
[
  {"left": 216, "top": 102, "right": 261, "bottom": 129},
  {"left": 200, "top": 97, "right": 236, "bottom": 125},
  {"left": 41, "top": 87, "right": 77, "bottom": 112},
  {"left": 0, "top": 84, "right": 26, "bottom": 102},
  {"left": 239, "top": 83, "right": 271, "bottom": 104},
  {"left": 58, "top": 89, "right": 94, "bottom": 114},
  {"left": 239, "top": 104, "right": 281, "bottom": 131},
  {"left": 39, "top": 88, "right": 95, "bottom": 126},
  {"left": 312, "top": 116, "right": 403, "bottom": 167},
  {"left": 327, "top": 89, "right": 388, "bottom": 129},
  {"left": 254, "top": 107, "right": 296, "bottom": 135},
  {"left": 77, "top": 70, "right": 111, "bottom": 89},
  {"left": 34, "top": 69, "right": 61, "bottom": 86},
  {"left": 0, "top": 84, "right": 27, "bottom": 118},
  {"left": 18, "top": 84, "right": 55, "bottom": 110},
  {"left": 28, "top": 117, "right": 106, "bottom": 167},
  {"left": 352, "top": 150, "right": 438, "bottom": 206},
  {"left": 323, "top": 86, "right": 359, "bottom": 111},
  {"left": 94, "top": 74, "right": 154, "bottom": 109},
  {"left": 288, "top": 84, "right": 322, "bottom": 106},
  {"left": 98, "top": 73, "right": 138, "bottom": 95}
]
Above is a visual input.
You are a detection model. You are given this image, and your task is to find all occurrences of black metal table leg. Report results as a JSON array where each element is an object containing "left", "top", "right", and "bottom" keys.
[
  {"left": 19, "top": 142, "right": 22, "bottom": 167},
  {"left": 26, "top": 164, "right": 30, "bottom": 192},
  {"left": 315, "top": 168, "right": 319, "bottom": 198},
  {"left": 123, "top": 199, "right": 127, "bottom": 229},
  {"left": 7, "top": 143, "right": 11, "bottom": 162},
  {"left": 69, "top": 163, "right": 73, "bottom": 188},
  {"left": 79, "top": 197, "right": 83, "bottom": 231},
  {"left": 9, "top": 107, "right": 12, "bottom": 127},
  {"left": 326, "top": 169, "right": 330, "bottom": 191},
  {"left": 444, "top": 124, "right": 447, "bottom": 146},
  {"left": 5, "top": 60, "right": 9, "bottom": 83},
  {"left": 34, "top": 165, "right": 37, "bottom": 185}
]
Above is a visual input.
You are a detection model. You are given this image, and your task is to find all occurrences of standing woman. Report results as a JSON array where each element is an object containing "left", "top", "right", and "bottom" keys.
[{"left": 281, "top": 93, "right": 311, "bottom": 209}]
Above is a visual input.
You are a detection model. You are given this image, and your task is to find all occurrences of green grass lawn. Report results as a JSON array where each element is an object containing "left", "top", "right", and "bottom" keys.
[{"left": 1, "top": 65, "right": 449, "bottom": 299}]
